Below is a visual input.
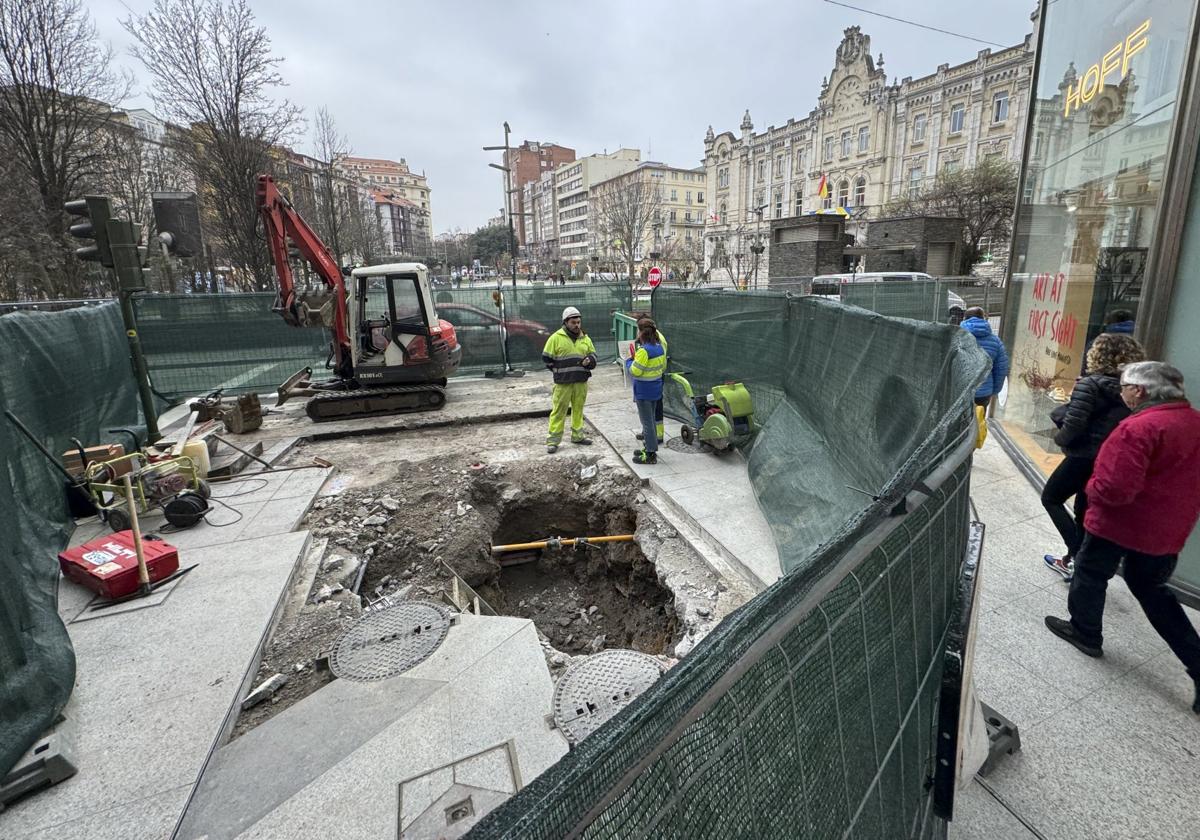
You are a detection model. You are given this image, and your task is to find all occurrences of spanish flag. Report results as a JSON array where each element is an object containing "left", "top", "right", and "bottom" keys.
[{"left": 817, "top": 174, "right": 829, "bottom": 199}]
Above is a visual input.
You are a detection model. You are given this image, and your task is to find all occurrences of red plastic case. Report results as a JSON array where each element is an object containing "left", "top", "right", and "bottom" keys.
[{"left": 58, "top": 530, "right": 180, "bottom": 599}]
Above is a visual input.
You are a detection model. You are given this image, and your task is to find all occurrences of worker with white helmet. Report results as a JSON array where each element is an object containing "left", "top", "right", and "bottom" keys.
[{"left": 541, "top": 306, "right": 598, "bottom": 453}]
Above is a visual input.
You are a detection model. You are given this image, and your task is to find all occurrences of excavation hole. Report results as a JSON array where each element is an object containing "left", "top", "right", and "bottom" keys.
[{"left": 479, "top": 499, "right": 679, "bottom": 656}]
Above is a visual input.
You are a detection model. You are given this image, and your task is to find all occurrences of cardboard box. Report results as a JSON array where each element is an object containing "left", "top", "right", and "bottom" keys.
[{"left": 62, "top": 444, "right": 126, "bottom": 479}]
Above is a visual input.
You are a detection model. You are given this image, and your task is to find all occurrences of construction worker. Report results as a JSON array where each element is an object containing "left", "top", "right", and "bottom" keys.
[
  {"left": 542, "top": 306, "right": 597, "bottom": 453},
  {"left": 633, "top": 315, "right": 668, "bottom": 443},
  {"left": 626, "top": 319, "right": 667, "bottom": 464}
]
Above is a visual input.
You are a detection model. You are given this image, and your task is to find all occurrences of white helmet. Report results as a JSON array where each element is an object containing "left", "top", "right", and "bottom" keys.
[{"left": 562, "top": 306, "right": 581, "bottom": 321}]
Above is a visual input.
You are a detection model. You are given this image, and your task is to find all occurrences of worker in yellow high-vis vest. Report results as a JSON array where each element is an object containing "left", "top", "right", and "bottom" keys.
[{"left": 542, "top": 306, "right": 598, "bottom": 453}]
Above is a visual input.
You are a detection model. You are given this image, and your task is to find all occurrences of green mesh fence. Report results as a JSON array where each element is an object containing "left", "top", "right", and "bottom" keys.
[
  {"left": 470, "top": 289, "right": 987, "bottom": 839},
  {"left": 0, "top": 303, "right": 141, "bottom": 777},
  {"left": 131, "top": 284, "right": 633, "bottom": 402},
  {"left": 837, "top": 279, "right": 968, "bottom": 324},
  {"left": 133, "top": 294, "right": 327, "bottom": 403}
]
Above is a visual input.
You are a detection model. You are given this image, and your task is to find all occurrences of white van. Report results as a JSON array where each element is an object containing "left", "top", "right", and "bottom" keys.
[{"left": 812, "top": 271, "right": 966, "bottom": 322}]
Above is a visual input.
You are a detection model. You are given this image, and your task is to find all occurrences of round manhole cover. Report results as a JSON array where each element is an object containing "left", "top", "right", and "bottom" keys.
[
  {"left": 552, "top": 650, "right": 666, "bottom": 745},
  {"left": 330, "top": 600, "right": 450, "bottom": 682},
  {"left": 664, "top": 437, "right": 704, "bottom": 455}
]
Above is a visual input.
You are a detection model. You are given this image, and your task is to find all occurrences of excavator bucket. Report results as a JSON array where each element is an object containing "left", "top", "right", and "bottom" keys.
[{"left": 276, "top": 367, "right": 314, "bottom": 407}]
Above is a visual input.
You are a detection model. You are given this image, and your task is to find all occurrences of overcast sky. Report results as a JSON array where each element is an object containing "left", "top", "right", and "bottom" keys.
[{"left": 91, "top": 0, "right": 1035, "bottom": 233}]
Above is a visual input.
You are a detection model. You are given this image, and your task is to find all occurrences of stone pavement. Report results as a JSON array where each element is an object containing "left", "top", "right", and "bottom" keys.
[
  {"left": 951, "top": 435, "right": 1200, "bottom": 840},
  {"left": 585, "top": 364, "right": 781, "bottom": 591}
]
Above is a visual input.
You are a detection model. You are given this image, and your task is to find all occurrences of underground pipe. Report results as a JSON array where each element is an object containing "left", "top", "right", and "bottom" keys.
[{"left": 490, "top": 534, "right": 635, "bottom": 554}]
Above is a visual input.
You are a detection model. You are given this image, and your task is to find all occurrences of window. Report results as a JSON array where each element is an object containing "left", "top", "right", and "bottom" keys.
[
  {"left": 670, "top": 210, "right": 677, "bottom": 222},
  {"left": 685, "top": 211, "right": 692, "bottom": 222},
  {"left": 755, "top": 190, "right": 764, "bottom": 210},
  {"left": 841, "top": 131, "right": 852, "bottom": 158},
  {"left": 774, "top": 190, "right": 783, "bottom": 218},
  {"left": 854, "top": 177, "right": 866, "bottom": 208},
  {"left": 794, "top": 191, "right": 803, "bottom": 216},
  {"left": 824, "top": 136, "right": 834, "bottom": 161},
  {"left": 912, "top": 114, "right": 927, "bottom": 143},
  {"left": 796, "top": 151, "right": 805, "bottom": 173},
  {"left": 908, "top": 166, "right": 923, "bottom": 195},
  {"left": 697, "top": 191, "right": 704, "bottom": 202},
  {"left": 950, "top": 103, "right": 965, "bottom": 133},
  {"left": 822, "top": 189, "right": 833, "bottom": 210},
  {"left": 718, "top": 168, "right": 728, "bottom": 188},
  {"left": 670, "top": 188, "right": 677, "bottom": 200},
  {"left": 757, "top": 160, "right": 765, "bottom": 182},
  {"left": 775, "top": 155, "right": 783, "bottom": 178},
  {"left": 1034, "top": 131, "right": 1044, "bottom": 158},
  {"left": 992, "top": 90, "right": 1009, "bottom": 123},
  {"left": 944, "top": 159, "right": 960, "bottom": 174},
  {"left": 719, "top": 201, "right": 727, "bottom": 220},
  {"left": 837, "top": 180, "right": 849, "bottom": 209},
  {"left": 686, "top": 190, "right": 692, "bottom": 203},
  {"left": 858, "top": 126, "right": 869, "bottom": 152}
]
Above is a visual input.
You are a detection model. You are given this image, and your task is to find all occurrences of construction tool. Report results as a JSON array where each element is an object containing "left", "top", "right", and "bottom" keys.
[
  {"left": 122, "top": 474, "right": 152, "bottom": 596},
  {"left": 85, "top": 451, "right": 209, "bottom": 532},
  {"left": 668, "top": 374, "right": 757, "bottom": 453}
]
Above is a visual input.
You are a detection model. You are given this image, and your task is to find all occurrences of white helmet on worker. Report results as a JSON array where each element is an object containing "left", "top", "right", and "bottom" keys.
[{"left": 562, "top": 306, "right": 581, "bottom": 321}]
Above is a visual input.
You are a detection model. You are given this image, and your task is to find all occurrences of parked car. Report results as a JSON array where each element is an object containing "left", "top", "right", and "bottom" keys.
[
  {"left": 434, "top": 303, "right": 549, "bottom": 363},
  {"left": 812, "top": 271, "right": 966, "bottom": 322}
]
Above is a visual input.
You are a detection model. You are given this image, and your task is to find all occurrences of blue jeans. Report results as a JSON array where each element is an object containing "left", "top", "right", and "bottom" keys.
[{"left": 636, "top": 400, "right": 658, "bottom": 453}]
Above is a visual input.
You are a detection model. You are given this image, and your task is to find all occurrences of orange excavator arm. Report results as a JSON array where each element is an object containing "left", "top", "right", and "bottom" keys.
[{"left": 256, "top": 174, "right": 352, "bottom": 378}]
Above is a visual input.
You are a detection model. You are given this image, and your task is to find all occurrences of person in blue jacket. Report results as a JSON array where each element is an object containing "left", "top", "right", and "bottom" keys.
[
  {"left": 625, "top": 319, "right": 667, "bottom": 464},
  {"left": 961, "top": 307, "right": 1009, "bottom": 408}
]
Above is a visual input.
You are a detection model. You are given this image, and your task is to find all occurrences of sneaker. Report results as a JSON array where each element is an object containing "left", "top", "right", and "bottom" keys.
[
  {"left": 635, "top": 432, "right": 665, "bottom": 443},
  {"left": 633, "top": 449, "right": 658, "bottom": 465},
  {"left": 1044, "top": 616, "right": 1102, "bottom": 658},
  {"left": 1044, "top": 554, "right": 1074, "bottom": 582},
  {"left": 546, "top": 444, "right": 559, "bottom": 453},
  {"left": 571, "top": 436, "right": 593, "bottom": 446}
]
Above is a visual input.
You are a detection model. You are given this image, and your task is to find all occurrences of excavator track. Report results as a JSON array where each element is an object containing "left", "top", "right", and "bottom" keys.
[{"left": 304, "top": 384, "right": 447, "bottom": 423}]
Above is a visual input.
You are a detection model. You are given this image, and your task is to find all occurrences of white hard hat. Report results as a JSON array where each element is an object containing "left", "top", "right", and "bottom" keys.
[{"left": 562, "top": 306, "right": 581, "bottom": 321}]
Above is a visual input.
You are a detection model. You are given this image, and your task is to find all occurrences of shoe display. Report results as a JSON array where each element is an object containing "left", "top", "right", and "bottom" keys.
[
  {"left": 1044, "top": 554, "right": 1074, "bottom": 582},
  {"left": 1044, "top": 616, "right": 1102, "bottom": 658}
]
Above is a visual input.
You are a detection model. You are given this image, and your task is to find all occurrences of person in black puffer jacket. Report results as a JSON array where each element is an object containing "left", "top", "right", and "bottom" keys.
[{"left": 1042, "top": 333, "right": 1145, "bottom": 580}]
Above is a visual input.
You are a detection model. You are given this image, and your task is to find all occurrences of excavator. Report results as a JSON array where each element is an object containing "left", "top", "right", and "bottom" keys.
[{"left": 256, "top": 174, "right": 461, "bottom": 422}]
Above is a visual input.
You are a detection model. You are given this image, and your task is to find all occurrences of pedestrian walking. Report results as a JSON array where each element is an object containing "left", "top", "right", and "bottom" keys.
[
  {"left": 632, "top": 313, "right": 668, "bottom": 444},
  {"left": 960, "top": 307, "right": 1009, "bottom": 408},
  {"left": 626, "top": 319, "right": 667, "bottom": 465},
  {"left": 1042, "top": 334, "right": 1145, "bottom": 581},
  {"left": 541, "top": 306, "right": 597, "bottom": 453},
  {"left": 1044, "top": 362, "right": 1200, "bottom": 714}
]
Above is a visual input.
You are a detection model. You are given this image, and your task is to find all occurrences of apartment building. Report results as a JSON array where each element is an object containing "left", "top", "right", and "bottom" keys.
[
  {"left": 340, "top": 156, "right": 433, "bottom": 250},
  {"left": 550, "top": 149, "right": 642, "bottom": 265},
  {"left": 504, "top": 141, "right": 576, "bottom": 246},
  {"left": 589, "top": 162, "right": 708, "bottom": 268}
]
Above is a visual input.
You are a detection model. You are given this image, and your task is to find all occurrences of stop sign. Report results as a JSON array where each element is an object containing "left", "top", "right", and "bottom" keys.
[{"left": 647, "top": 267, "right": 663, "bottom": 288}]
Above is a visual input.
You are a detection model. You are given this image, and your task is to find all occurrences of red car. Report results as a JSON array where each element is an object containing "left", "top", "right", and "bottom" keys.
[{"left": 434, "top": 303, "right": 550, "bottom": 364}]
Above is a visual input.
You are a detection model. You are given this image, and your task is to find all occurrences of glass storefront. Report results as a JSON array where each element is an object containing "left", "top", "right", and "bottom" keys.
[{"left": 997, "top": 0, "right": 1196, "bottom": 473}]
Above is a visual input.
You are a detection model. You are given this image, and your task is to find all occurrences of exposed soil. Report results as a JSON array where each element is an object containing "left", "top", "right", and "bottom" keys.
[{"left": 230, "top": 417, "right": 736, "bottom": 738}]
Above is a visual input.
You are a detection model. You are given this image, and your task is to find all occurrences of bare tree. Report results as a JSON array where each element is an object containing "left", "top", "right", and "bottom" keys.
[
  {"left": 312, "top": 106, "right": 351, "bottom": 264},
  {"left": 123, "top": 0, "right": 302, "bottom": 290},
  {"left": 0, "top": 0, "right": 131, "bottom": 297},
  {"left": 884, "top": 158, "right": 1018, "bottom": 274},
  {"left": 592, "top": 171, "right": 661, "bottom": 283}
]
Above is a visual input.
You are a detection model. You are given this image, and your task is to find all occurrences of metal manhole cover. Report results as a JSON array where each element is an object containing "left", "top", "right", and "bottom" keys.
[
  {"left": 330, "top": 600, "right": 450, "bottom": 682},
  {"left": 664, "top": 437, "right": 704, "bottom": 455},
  {"left": 552, "top": 650, "right": 666, "bottom": 745}
]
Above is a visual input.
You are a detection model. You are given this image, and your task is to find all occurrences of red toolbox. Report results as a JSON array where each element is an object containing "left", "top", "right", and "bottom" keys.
[{"left": 58, "top": 531, "right": 180, "bottom": 600}]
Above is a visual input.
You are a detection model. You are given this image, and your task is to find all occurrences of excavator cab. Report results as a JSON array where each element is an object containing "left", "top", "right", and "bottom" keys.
[{"left": 349, "top": 264, "right": 461, "bottom": 382}]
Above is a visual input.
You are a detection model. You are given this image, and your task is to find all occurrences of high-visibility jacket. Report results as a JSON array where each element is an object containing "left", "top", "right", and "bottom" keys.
[
  {"left": 626, "top": 342, "right": 666, "bottom": 401},
  {"left": 542, "top": 327, "right": 597, "bottom": 384}
]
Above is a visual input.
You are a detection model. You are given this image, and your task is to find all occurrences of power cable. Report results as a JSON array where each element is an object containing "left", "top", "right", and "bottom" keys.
[{"left": 821, "top": 0, "right": 1009, "bottom": 48}]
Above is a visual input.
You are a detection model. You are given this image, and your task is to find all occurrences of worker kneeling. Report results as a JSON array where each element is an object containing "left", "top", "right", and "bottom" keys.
[
  {"left": 626, "top": 319, "right": 667, "bottom": 465},
  {"left": 543, "top": 306, "right": 598, "bottom": 453}
]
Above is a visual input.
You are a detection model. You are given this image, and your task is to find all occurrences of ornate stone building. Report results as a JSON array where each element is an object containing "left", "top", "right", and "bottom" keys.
[{"left": 703, "top": 25, "right": 1035, "bottom": 281}]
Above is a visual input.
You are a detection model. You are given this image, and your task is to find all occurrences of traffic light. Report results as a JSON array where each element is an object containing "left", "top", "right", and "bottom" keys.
[
  {"left": 64, "top": 196, "right": 115, "bottom": 266},
  {"left": 105, "top": 218, "right": 147, "bottom": 291}
]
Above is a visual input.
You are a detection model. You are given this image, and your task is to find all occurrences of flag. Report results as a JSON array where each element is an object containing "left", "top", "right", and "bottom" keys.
[
  {"left": 708, "top": 207, "right": 720, "bottom": 223},
  {"left": 817, "top": 174, "right": 829, "bottom": 199}
]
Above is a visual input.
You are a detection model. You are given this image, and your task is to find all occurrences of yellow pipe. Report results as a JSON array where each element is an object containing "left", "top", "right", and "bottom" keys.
[{"left": 490, "top": 534, "right": 635, "bottom": 554}]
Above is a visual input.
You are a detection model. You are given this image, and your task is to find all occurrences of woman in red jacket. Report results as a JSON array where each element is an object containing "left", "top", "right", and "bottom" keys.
[
  {"left": 1042, "top": 334, "right": 1144, "bottom": 581},
  {"left": 1044, "top": 362, "right": 1200, "bottom": 714}
]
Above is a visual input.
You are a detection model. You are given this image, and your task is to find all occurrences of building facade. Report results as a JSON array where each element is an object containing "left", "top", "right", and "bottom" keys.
[
  {"left": 548, "top": 149, "right": 643, "bottom": 265},
  {"left": 340, "top": 156, "right": 433, "bottom": 252},
  {"left": 703, "top": 24, "right": 1034, "bottom": 281},
  {"left": 993, "top": 0, "right": 1200, "bottom": 595},
  {"left": 588, "top": 162, "right": 708, "bottom": 273},
  {"left": 504, "top": 141, "right": 576, "bottom": 246}
]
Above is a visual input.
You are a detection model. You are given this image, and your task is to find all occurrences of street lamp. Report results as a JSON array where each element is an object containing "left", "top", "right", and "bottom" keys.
[
  {"left": 751, "top": 204, "right": 768, "bottom": 290},
  {"left": 481, "top": 121, "right": 524, "bottom": 378}
]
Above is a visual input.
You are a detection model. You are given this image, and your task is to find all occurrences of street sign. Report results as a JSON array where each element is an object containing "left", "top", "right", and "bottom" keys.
[{"left": 648, "top": 267, "right": 663, "bottom": 288}]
